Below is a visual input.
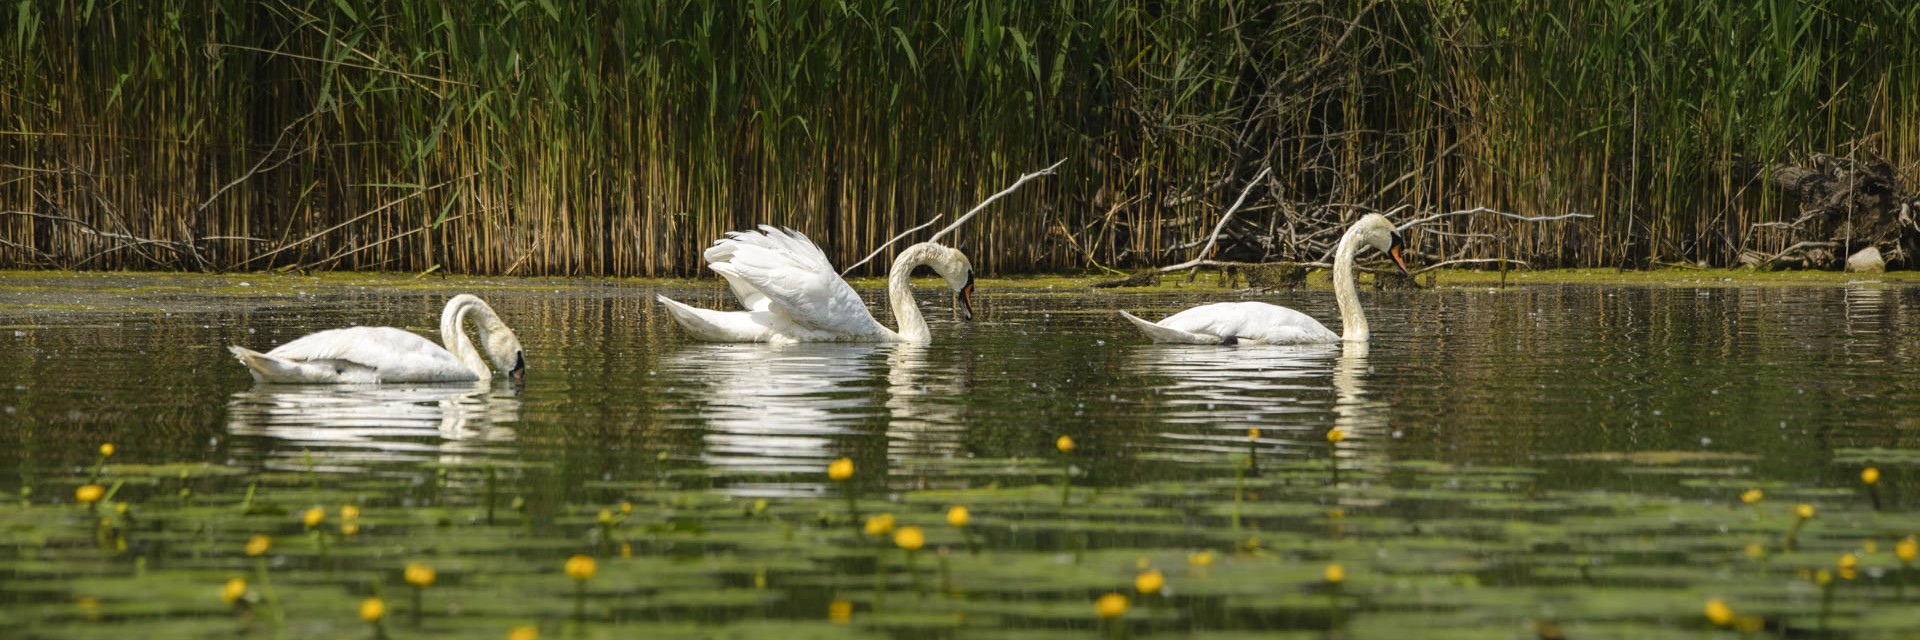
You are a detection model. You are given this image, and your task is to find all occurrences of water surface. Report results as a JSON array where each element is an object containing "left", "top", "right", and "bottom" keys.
[{"left": 3, "top": 274, "right": 1919, "bottom": 638}]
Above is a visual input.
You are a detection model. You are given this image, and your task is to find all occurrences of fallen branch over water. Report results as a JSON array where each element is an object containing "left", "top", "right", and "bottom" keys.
[{"left": 841, "top": 158, "right": 1066, "bottom": 274}]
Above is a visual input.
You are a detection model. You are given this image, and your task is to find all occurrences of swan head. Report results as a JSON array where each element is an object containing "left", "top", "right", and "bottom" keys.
[
  {"left": 912, "top": 242, "right": 976, "bottom": 321},
  {"left": 1356, "top": 214, "right": 1411, "bottom": 276},
  {"left": 482, "top": 318, "right": 527, "bottom": 383}
]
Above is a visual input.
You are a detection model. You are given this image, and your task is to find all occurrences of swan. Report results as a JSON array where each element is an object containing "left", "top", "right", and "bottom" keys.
[
  {"left": 656, "top": 226, "right": 974, "bottom": 343},
  {"left": 1120, "top": 213, "right": 1409, "bottom": 345},
  {"left": 228, "top": 294, "right": 526, "bottom": 383}
]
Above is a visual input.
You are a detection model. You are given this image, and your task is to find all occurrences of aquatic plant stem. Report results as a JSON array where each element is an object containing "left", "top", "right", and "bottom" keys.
[
  {"left": 1231, "top": 460, "right": 1245, "bottom": 532},
  {"left": 411, "top": 585, "right": 423, "bottom": 628}
]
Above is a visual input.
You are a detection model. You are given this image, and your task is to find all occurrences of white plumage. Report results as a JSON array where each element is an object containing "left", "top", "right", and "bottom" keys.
[
  {"left": 1122, "top": 214, "right": 1409, "bottom": 345},
  {"left": 230, "top": 294, "right": 526, "bottom": 383},
  {"left": 659, "top": 226, "right": 975, "bottom": 343}
]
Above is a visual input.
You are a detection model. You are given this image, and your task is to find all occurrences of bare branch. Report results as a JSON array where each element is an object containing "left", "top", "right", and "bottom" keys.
[
  {"left": 839, "top": 215, "right": 943, "bottom": 275},
  {"left": 1156, "top": 167, "right": 1272, "bottom": 273},
  {"left": 840, "top": 158, "right": 1065, "bottom": 274},
  {"left": 1396, "top": 207, "right": 1593, "bottom": 231}
]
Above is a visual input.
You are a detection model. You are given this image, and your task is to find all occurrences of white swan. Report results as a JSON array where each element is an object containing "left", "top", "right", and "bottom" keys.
[
  {"left": 229, "top": 294, "right": 526, "bottom": 383},
  {"left": 656, "top": 226, "right": 975, "bottom": 343},
  {"left": 1120, "top": 213, "right": 1409, "bottom": 345}
]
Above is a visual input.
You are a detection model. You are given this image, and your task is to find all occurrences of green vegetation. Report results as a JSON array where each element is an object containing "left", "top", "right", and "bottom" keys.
[
  {"left": 7, "top": 439, "right": 1919, "bottom": 638},
  {"left": 2, "top": 1, "right": 1916, "bottom": 275}
]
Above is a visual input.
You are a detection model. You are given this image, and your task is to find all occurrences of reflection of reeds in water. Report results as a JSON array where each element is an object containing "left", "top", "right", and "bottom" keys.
[
  {"left": 225, "top": 381, "right": 520, "bottom": 469},
  {"left": 4, "top": 3, "right": 1913, "bottom": 273}
]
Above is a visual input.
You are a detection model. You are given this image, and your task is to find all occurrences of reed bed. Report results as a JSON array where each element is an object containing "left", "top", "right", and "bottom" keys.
[{"left": 2, "top": 0, "right": 1915, "bottom": 275}]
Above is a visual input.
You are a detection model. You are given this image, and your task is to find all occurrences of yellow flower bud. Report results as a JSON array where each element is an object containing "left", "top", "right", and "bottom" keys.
[
  {"left": 359, "top": 597, "right": 386, "bottom": 622},
  {"left": 1187, "top": 551, "right": 1215, "bottom": 567},
  {"left": 1705, "top": 599, "right": 1733, "bottom": 626},
  {"left": 244, "top": 534, "right": 271, "bottom": 557},
  {"left": 405, "top": 562, "right": 436, "bottom": 588},
  {"left": 827, "top": 600, "right": 853, "bottom": 623},
  {"left": 303, "top": 507, "right": 325, "bottom": 528},
  {"left": 1795, "top": 504, "right": 1816, "bottom": 519},
  {"left": 1744, "top": 542, "right": 1765, "bottom": 559},
  {"left": 340, "top": 522, "right": 360, "bottom": 537},
  {"left": 1838, "top": 554, "right": 1859, "bottom": 570},
  {"left": 221, "top": 578, "right": 247, "bottom": 605},
  {"left": 1324, "top": 563, "right": 1346, "bottom": 584},
  {"left": 864, "top": 513, "right": 896, "bottom": 537},
  {"left": 620, "top": 502, "right": 634, "bottom": 515},
  {"left": 1815, "top": 569, "right": 1833, "bottom": 586},
  {"left": 565, "top": 554, "right": 597, "bottom": 581},
  {"left": 894, "top": 526, "right": 925, "bottom": 551},
  {"left": 827, "top": 457, "right": 854, "bottom": 481},
  {"left": 75, "top": 484, "right": 105, "bottom": 504},
  {"left": 340, "top": 505, "right": 360, "bottom": 520},
  {"left": 1247, "top": 428, "right": 1260, "bottom": 441},
  {"left": 1056, "top": 435, "right": 1075, "bottom": 453},
  {"left": 1740, "top": 488, "right": 1763, "bottom": 504},
  {"left": 598, "top": 508, "right": 614, "bottom": 524},
  {"left": 1326, "top": 428, "right": 1346, "bottom": 443},
  {"left": 1135, "top": 569, "right": 1165, "bottom": 595},
  {"left": 1862, "top": 467, "right": 1881, "bottom": 485},
  {"left": 1094, "top": 593, "right": 1129, "bottom": 618},
  {"left": 99, "top": 443, "right": 115, "bottom": 458},
  {"left": 947, "top": 505, "right": 970, "bottom": 528}
]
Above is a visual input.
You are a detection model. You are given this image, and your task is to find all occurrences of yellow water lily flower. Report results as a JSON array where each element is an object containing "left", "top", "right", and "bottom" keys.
[
  {"left": 1324, "top": 563, "right": 1346, "bottom": 584},
  {"left": 1898, "top": 537, "right": 1918, "bottom": 563},
  {"left": 1326, "top": 428, "right": 1346, "bottom": 443},
  {"left": 303, "top": 507, "right": 325, "bottom": 528},
  {"left": 99, "top": 443, "right": 115, "bottom": 458},
  {"left": 221, "top": 578, "right": 247, "bottom": 605},
  {"left": 1135, "top": 569, "right": 1165, "bottom": 595},
  {"left": 565, "top": 554, "right": 597, "bottom": 581},
  {"left": 507, "top": 625, "right": 540, "bottom": 640},
  {"left": 1056, "top": 435, "right": 1075, "bottom": 453},
  {"left": 340, "top": 505, "right": 360, "bottom": 520},
  {"left": 1740, "top": 488, "right": 1763, "bottom": 504},
  {"left": 359, "top": 597, "right": 386, "bottom": 622},
  {"left": 1187, "top": 551, "right": 1215, "bottom": 567},
  {"left": 828, "top": 600, "right": 853, "bottom": 623},
  {"left": 1094, "top": 593, "right": 1129, "bottom": 618},
  {"left": 1862, "top": 467, "right": 1881, "bottom": 485},
  {"left": 947, "top": 505, "right": 970, "bottom": 528},
  {"left": 894, "top": 526, "right": 925, "bottom": 551},
  {"left": 1795, "top": 504, "right": 1816, "bottom": 519},
  {"left": 1705, "top": 598, "right": 1733, "bottom": 626},
  {"left": 405, "top": 562, "right": 436, "bottom": 588},
  {"left": 244, "top": 534, "right": 271, "bottom": 557},
  {"left": 827, "top": 457, "right": 853, "bottom": 481},
  {"left": 864, "top": 513, "right": 896, "bottom": 537},
  {"left": 75, "top": 484, "right": 105, "bottom": 504}
]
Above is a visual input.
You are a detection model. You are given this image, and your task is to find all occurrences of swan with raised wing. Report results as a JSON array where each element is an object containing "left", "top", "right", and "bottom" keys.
[
  {"left": 657, "top": 226, "right": 974, "bottom": 343},
  {"left": 229, "top": 294, "right": 526, "bottom": 383},
  {"left": 1120, "top": 213, "right": 1408, "bottom": 345}
]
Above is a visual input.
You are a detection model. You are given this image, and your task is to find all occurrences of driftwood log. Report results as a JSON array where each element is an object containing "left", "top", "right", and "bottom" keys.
[{"left": 1741, "top": 153, "right": 1919, "bottom": 270}]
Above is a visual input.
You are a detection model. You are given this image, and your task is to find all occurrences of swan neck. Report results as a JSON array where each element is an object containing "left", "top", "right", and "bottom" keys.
[
  {"left": 1332, "top": 224, "right": 1368, "bottom": 343},
  {"left": 887, "top": 246, "right": 932, "bottom": 343},
  {"left": 441, "top": 298, "right": 492, "bottom": 377}
]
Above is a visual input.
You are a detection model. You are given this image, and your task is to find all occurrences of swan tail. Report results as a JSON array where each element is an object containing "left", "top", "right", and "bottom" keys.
[
  {"left": 656, "top": 295, "right": 770, "bottom": 342},
  {"left": 1118, "top": 311, "right": 1226, "bottom": 345},
  {"left": 228, "top": 345, "right": 354, "bottom": 383}
]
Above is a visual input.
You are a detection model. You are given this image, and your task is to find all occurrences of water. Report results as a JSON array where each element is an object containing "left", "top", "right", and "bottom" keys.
[{"left": 3, "top": 273, "right": 1920, "bottom": 638}]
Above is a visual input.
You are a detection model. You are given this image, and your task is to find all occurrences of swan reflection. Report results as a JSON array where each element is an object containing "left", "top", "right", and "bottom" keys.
[
  {"left": 1127, "top": 342, "right": 1339, "bottom": 460},
  {"left": 658, "top": 343, "right": 890, "bottom": 494},
  {"left": 226, "top": 381, "right": 521, "bottom": 467}
]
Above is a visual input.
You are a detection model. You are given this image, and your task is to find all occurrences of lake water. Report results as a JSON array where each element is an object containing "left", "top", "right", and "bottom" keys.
[{"left": 3, "top": 273, "right": 1919, "bottom": 638}]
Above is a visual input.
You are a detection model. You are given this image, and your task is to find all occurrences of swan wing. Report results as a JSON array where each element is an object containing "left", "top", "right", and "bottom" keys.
[
  {"left": 262, "top": 327, "right": 477, "bottom": 382},
  {"left": 705, "top": 227, "right": 882, "bottom": 336},
  {"left": 1153, "top": 302, "right": 1338, "bottom": 344}
]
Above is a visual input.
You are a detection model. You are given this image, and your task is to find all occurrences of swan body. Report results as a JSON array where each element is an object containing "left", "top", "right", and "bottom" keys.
[
  {"left": 230, "top": 294, "right": 526, "bottom": 383},
  {"left": 658, "top": 226, "right": 975, "bottom": 343},
  {"left": 1122, "top": 213, "right": 1408, "bottom": 345}
]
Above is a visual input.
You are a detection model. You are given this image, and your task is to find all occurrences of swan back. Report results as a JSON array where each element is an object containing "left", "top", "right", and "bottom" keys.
[{"left": 705, "top": 227, "right": 891, "bottom": 339}]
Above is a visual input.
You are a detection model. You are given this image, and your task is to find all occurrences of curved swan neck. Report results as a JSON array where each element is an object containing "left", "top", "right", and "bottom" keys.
[
  {"left": 886, "top": 245, "right": 935, "bottom": 343},
  {"left": 440, "top": 297, "right": 493, "bottom": 377},
  {"left": 1331, "top": 223, "right": 1368, "bottom": 343}
]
